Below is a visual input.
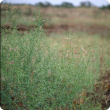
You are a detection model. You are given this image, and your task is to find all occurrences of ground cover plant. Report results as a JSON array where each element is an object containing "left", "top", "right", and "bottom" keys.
[{"left": 1, "top": 4, "right": 110, "bottom": 110}]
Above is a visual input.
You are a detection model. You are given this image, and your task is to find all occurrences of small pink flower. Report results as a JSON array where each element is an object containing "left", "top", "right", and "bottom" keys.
[
  {"left": 37, "top": 16, "right": 39, "bottom": 17},
  {"left": 14, "top": 49, "right": 16, "bottom": 50},
  {"left": 11, "top": 61, "right": 14, "bottom": 64},
  {"left": 32, "top": 19, "right": 35, "bottom": 20},
  {"left": 7, "top": 62, "right": 10, "bottom": 64},
  {"left": 60, "top": 55, "right": 62, "bottom": 57},
  {"left": 82, "top": 47, "right": 87, "bottom": 53},
  {"left": 92, "top": 59, "right": 95, "bottom": 61},
  {"left": 11, "top": 9, "right": 13, "bottom": 11},
  {"left": 40, "top": 27, "right": 41, "bottom": 29},
  {"left": 66, "top": 50, "right": 70, "bottom": 52},
  {"left": 43, "top": 20, "right": 45, "bottom": 22},
  {"left": 91, "top": 50, "right": 94, "bottom": 52},
  {"left": 70, "top": 41, "right": 72, "bottom": 43},
  {"left": 74, "top": 52, "right": 77, "bottom": 53}
]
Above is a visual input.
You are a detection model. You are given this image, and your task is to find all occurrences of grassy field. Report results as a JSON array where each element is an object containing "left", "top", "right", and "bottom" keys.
[
  {"left": 1, "top": 4, "right": 110, "bottom": 110},
  {"left": 1, "top": 4, "right": 110, "bottom": 27}
]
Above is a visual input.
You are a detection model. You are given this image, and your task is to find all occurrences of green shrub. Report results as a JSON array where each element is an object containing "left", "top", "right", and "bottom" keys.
[{"left": 1, "top": 4, "right": 103, "bottom": 110}]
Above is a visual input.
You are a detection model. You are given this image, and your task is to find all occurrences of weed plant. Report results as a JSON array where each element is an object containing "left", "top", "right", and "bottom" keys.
[{"left": 1, "top": 4, "right": 108, "bottom": 110}]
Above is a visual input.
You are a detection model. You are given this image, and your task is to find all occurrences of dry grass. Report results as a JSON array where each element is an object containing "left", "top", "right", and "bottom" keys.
[{"left": 1, "top": 4, "right": 110, "bottom": 27}]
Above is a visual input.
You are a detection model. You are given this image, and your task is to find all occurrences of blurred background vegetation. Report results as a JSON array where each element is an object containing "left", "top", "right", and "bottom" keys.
[
  {"left": 1, "top": 1, "right": 110, "bottom": 38},
  {"left": 1, "top": 1, "right": 110, "bottom": 9}
]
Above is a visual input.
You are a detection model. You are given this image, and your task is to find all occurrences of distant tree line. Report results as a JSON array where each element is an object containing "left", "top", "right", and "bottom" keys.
[
  {"left": 35, "top": 1, "right": 97, "bottom": 8},
  {"left": 35, "top": 1, "right": 75, "bottom": 8},
  {"left": 2, "top": 1, "right": 94, "bottom": 8},
  {"left": 100, "top": 4, "right": 110, "bottom": 10},
  {"left": 80, "top": 1, "right": 95, "bottom": 7},
  {"left": 1, "top": 1, "right": 110, "bottom": 9}
]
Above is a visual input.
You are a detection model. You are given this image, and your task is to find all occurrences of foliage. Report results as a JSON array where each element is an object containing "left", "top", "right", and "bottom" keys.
[
  {"left": 35, "top": 1, "right": 74, "bottom": 8},
  {"left": 80, "top": 1, "right": 94, "bottom": 7},
  {"left": 1, "top": 3, "right": 110, "bottom": 110},
  {"left": 60, "top": 2, "right": 74, "bottom": 8},
  {"left": 35, "top": 2, "right": 52, "bottom": 7},
  {"left": 100, "top": 4, "right": 110, "bottom": 10}
]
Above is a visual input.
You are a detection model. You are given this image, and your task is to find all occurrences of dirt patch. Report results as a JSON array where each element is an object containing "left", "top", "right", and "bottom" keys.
[
  {"left": 1, "top": 23, "right": 110, "bottom": 37},
  {"left": 91, "top": 70, "right": 110, "bottom": 109}
]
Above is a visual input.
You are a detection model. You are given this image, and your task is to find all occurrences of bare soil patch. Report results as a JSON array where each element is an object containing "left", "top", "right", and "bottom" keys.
[{"left": 1, "top": 23, "right": 110, "bottom": 37}]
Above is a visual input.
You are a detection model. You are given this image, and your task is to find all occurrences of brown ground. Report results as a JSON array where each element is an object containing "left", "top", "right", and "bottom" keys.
[
  {"left": 1, "top": 23, "right": 110, "bottom": 38},
  {"left": 91, "top": 70, "right": 110, "bottom": 110}
]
